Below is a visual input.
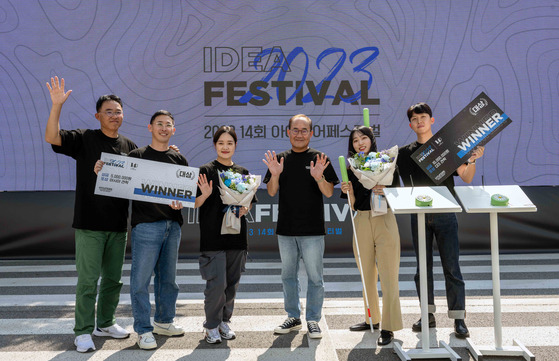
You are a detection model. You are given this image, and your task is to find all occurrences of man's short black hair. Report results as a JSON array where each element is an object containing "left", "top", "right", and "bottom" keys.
[
  {"left": 96, "top": 94, "right": 123, "bottom": 113},
  {"left": 407, "top": 102, "right": 432, "bottom": 121},
  {"left": 150, "top": 110, "right": 174, "bottom": 125}
]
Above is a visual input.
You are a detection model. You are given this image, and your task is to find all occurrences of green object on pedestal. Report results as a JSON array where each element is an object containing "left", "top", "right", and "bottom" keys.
[
  {"left": 491, "top": 194, "right": 509, "bottom": 206},
  {"left": 415, "top": 195, "right": 433, "bottom": 207}
]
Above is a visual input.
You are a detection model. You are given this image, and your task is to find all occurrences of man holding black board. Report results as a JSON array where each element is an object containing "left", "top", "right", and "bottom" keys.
[{"left": 394, "top": 102, "right": 484, "bottom": 339}]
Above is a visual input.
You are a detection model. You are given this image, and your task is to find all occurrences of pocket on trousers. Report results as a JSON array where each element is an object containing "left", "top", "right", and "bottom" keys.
[{"left": 199, "top": 254, "right": 217, "bottom": 281}]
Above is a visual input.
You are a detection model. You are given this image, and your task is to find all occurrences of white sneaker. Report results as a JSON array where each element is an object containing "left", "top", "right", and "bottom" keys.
[
  {"left": 92, "top": 323, "right": 130, "bottom": 339},
  {"left": 204, "top": 327, "right": 222, "bottom": 344},
  {"left": 137, "top": 332, "right": 157, "bottom": 350},
  {"left": 219, "top": 321, "right": 236, "bottom": 340},
  {"left": 153, "top": 321, "right": 185, "bottom": 336},
  {"left": 74, "top": 334, "right": 95, "bottom": 353}
]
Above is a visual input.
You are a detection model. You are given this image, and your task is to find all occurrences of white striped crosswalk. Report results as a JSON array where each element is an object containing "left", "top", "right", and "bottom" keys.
[{"left": 0, "top": 253, "right": 557, "bottom": 360}]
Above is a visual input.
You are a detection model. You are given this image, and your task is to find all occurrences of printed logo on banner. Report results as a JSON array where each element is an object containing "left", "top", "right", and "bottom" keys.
[
  {"left": 176, "top": 169, "right": 196, "bottom": 180},
  {"left": 415, "top": 145, "right": 434, "bottom": 163},
  {"left": 201, "top": 46, "right": 385, "bottom": 141},
  {"left": 203, "top": 46, "right": 381, "bottom": 107},
  {"left": 469, "top": 98, "right": 489, "bottom": 116},
  {"left": 104, "top": 159, "right": 125, "bottom": 168}
]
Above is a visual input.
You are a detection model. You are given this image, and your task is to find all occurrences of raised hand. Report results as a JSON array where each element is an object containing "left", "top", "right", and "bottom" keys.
[
  {"left": 46, "top": 76, "right": 72, "bottom": 106},
  {"left": 262, "top": 150, "right": 284, "bottom": 176},
  {"left": 197, "top": 173, "right": 213, "bottom": 198},
  {"left": 310, "top": 153, "right": 330, "bottom": 180}
]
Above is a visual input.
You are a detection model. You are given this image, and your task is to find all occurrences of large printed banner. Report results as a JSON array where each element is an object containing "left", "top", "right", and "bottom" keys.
[
  {"left": 1, "top": 1, "right": 559, "bottom": 193},
  {"left": 94, "top": 153, "right": 199, "bottom": 207},
  {"left": 412, "top": 92, "right": 512, "bottom": 184}
]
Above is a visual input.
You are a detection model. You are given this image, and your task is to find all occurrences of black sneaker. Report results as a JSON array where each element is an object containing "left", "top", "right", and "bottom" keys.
[
  {"left": 307, "top": 321, "right": 322, "bottom": 339},
  {"left": 274, "top": 317, "right": 302, "bottom": 334}
]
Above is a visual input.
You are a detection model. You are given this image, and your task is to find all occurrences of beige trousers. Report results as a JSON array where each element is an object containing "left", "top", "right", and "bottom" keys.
[{"left": 353, "top": 209, "right": 403, "bottom": 331}]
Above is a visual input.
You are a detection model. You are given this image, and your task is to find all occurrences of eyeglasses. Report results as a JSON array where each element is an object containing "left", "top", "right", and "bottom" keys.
[
  {"left": 153, "top": 122, "right": 174, "bottom": 129},
  {"left": 290, "top": 128, "right": 310, "bottom": 136},
  {"left": 100, "top": 110, "right": 123, "bottom": 117}
]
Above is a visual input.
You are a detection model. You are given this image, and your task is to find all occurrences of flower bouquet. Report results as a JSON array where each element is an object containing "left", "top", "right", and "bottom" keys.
[
  {"left": 347, "top": 145, "right": 398, "bottom": 216},
  {"left": 217, "top": 169, "right": 261, "bottom": 234}
]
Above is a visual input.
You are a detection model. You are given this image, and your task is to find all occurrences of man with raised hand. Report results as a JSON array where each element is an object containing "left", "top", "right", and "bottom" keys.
[
  {"left": 263, "top": 114, "right": 339, "bottom": 340},
  {"left": 45, "top": 77, "right": 136, "bottom": 352}
]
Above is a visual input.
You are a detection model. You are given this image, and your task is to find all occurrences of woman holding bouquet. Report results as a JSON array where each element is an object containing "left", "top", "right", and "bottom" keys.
[
  {"left": 195, "top": 126, "right": 257, "bottom": 344},
  {"left": 340, "top": 125, "right": 403, "bottom": 346}
]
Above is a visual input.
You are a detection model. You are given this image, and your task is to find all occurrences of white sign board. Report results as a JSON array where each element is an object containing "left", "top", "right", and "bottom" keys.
[{"left": 94, "top": 152, "right": 199, "bottom": 207}]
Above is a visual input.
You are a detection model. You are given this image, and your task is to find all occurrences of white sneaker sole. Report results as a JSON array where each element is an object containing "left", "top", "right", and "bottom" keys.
[
  {"left": 75, "top": 346, "right": 95, "bottom": 353},
  {"left": 137, "top": 341, "right": 157, "bottom": 350},
  {"left": 153, "top": 327, "right": 185, "bottom": 337},
  {"left": 74, "top": 341, "right": 95, "bottom": 353},
  {"left": 308, "top": 332, "right": 323, "bottom": 339},
  {"left": 219, "top": 331, "right": 236, "bottom": 340},
  {"left": 274, "top": 324, "right": 302, "bottom": 334},
  {"left": 92, "top": 329, "right": 130, "bottom": 339},
  {"left": 205, "top": 337, "right": 222, "bottom": 344}
]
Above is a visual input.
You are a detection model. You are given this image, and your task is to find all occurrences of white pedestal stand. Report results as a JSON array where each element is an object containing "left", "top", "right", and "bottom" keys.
[
  {"left": 384, "top": 186, "right": 462, "bottom": 361},
  {"left": 455, "top": 185, "right": 537, "bottom": 361}
]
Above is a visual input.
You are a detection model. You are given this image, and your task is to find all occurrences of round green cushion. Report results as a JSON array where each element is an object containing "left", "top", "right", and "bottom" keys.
[
  {"left": 491, "top": 194, "right": 509, "bottom": 206},
  {"left": 415, "top": 195, "right": 433, "bottom": 207}
]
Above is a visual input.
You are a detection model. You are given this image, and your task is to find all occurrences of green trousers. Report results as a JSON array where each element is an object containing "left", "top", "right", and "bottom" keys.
[{"left": 74, "top": 229, "right": 127, "bottom": 336}]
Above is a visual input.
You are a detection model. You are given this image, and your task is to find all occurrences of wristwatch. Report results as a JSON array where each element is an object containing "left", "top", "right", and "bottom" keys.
[{"left": 468, "top": 159, "right": 476, "bottom": 164}]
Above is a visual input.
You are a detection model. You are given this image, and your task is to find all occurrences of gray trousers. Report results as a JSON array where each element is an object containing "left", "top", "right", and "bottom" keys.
[{"left": 199, "top": 249, "right": 247, "bottom": 329}]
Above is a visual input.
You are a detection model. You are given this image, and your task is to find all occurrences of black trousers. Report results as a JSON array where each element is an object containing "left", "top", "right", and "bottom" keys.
[{"left": 198, "top": 249, "right": 247, "bottom": 329}]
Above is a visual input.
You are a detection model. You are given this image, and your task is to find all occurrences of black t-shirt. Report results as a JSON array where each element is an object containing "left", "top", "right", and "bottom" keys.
[
  {"left": 52, "top": 129, "right": 137, "bottom": 231},
  {"left": 340, "top": 140, "right": 380, "bottom": 210},
  {"left": 129, "top": 146, "right": 189, "bottom": 228},
  {"left": 264, "top": 148, "right": 340, "bottom": 236},
  {"left": 197, "top": 160, "right": 256, "bottom": 252},
  {"left": 395, "top": 141, "right": 458, "bottom": 196}
]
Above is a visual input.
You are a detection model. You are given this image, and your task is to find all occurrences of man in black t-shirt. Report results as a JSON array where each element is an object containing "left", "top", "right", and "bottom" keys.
[
  {"left": 45, "top": 77, "right": 136, "bottom": 353},
  {"left": 94, "top": 110, "right": 188, "bottom": 350},
  {"left": 263, "top": 114, "right": 339, "bottom": 339},
  {"left": 394, "top": 102, "right": 484, "bottom": 339}
]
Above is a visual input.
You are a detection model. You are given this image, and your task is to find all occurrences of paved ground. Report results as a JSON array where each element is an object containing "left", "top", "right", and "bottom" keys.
[{"left": 0, "top": 253, "right": 558, "bottom": 360}]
